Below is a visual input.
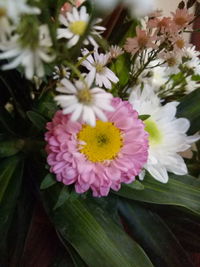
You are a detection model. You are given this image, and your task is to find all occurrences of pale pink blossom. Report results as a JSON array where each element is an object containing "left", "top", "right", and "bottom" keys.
[
  {"left": 171, "top": 8, "right": 194, "bottom": 30},
  {"left": 124, "top": 26, "right": 157, "bottom": 55}
]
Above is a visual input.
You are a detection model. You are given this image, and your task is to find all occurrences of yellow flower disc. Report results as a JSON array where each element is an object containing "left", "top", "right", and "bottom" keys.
[
  {"left": 77, "top": 121, "right": 123, "bottom": 162},
  {"left": 69, "top": 21, "right": 87, "bottom": 35}
]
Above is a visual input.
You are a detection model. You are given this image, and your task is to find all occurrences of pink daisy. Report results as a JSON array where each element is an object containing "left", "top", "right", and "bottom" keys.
[
  {"left": 124, "top": 27, "right": 157, "bottom": 55},
  {"left": 45, "top": 98, "right": 148, "bottom": 197},
  {"left": 171, "top": 8, "right": 194, "bottom": 30}
]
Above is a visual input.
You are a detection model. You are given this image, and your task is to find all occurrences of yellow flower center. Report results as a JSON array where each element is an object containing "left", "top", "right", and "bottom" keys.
[
  {"left": 144, "top": 118, "right": 162, "bottom": 145},
  {"left": 69, "top": 20, "right": 87, "bottom": 35},
  {"left": 77, "top": 121, "right": 123, "bottom": 162},
  {"left": 94, "top": 62, "right": 104, "bottom": 73},
  {"left": 77, "top": 88, "right": 93, "bottom": 104},
  {"left": 167, "top": 57, "right": 177, "bottom": 67}
]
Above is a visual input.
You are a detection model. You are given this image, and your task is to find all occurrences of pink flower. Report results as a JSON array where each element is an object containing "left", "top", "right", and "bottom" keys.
[
  {"left": 148, "top": 17, "right": 172, "bottom": 34},
  {"left": 45, "top": 98, "right": 148, "bottom": 197},
  {"left": 61, "top": 0, "right": 85, "bottom": 13},
  {"left": 171, "top": 8, "right": 194, "bottom": 30},
  {"left": 124, "top": 27, "right": 157, "bottom": 55}
]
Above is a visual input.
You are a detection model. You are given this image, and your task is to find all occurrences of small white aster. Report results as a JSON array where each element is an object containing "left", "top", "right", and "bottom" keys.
[
  {"left": 54, "top": 73, "right": 115, "bottom": 127},
  {"left": 159, "top": 51, "right": 182, "bottom": 75},
  {"left": 129, "top": 84, "right": 199, "bottom": 183},
  {"left": 0, "top": 25, "right": 55, "bottom": 79},
  {"left": 81, "top": 48, "right": 119, "bottom": 89},
  {"left": 53, "top": 65, "right": 70, "bottom": 80},
  {"left": 108, "top": 45, "right": 124, "bottom": 59},
  {"left": 57, "top": 6, "right": 105, "bottom": 48},
  {"left": 0, "top": 0, "right": 40, "bottom": 22}
]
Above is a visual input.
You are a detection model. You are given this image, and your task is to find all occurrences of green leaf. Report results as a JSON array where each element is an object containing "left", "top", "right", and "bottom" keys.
[
  {"left": 123, "top": 180, "right": 144, "bottom": 190},
  {"left": 116, "top": 173, "right": 200, "bottom": 216},
  {"left": 40, "top": 173, "right": 56, "bottom": 190},
  {"left": 0, "top": 156, "right": 24, "bottom": 261},
  {"left": 53, "top": 186, "right": 70, "bottom": 210},
  {"left": 27, "top": 110, "right": 47, "bottom": 131},
  {"left": 177, "top": 88, "right": 200, "bottom": 134},
  {"left": 118, "top": 200, "right": 194, "bottom": 267},
  {"left": 139, "top": 114, "right": 151, "bottom": 121},
  {"left": 0, "top": 138, "right": 24, "bottom": 158},
  {"left": 43, "top": 185, "right": 153, "bottom": 267}
]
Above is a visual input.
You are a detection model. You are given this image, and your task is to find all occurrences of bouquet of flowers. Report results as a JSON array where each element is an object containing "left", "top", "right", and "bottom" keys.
[{"left": 1, "top": 0, "right": 200, "bottom": 266}]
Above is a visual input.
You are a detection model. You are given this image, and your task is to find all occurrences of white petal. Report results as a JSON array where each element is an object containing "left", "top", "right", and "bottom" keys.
[
  {"left": 85, "top": 68, "right": 96, "bottom": 87},
  {"left": 60, "top": 78, "right": 77, "bottom": 93},
  {"left": 146, "top": 164, "right": 169, "bottom": 183},
  {"left": 82, "top": 106, "right": 96, "bottom": 126},
  {"left": 71, "top": 104, "right": 83, "bottom": 121},
  {"left": 92, "top": 106, "right": 107, "bottom": 121},
  {"left": 67, "top": 35, "right": 79, "bottom": 48}
]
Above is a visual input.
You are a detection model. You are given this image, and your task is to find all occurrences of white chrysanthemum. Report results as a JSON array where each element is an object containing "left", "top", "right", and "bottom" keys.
[
  {"left": 54, "top": 72, "right": 115, "bottom": 127},
  {"left": 57, "top": 6, "right": 105, "bottom": 48},
  {"left": 0, "top": 25, "right": 54, "bottom": 79},
  {"left": 81, "top": 48, "right": 119, "bottom": 89},
  {"left": 129, "top": 85, "right": 199, "bottom": 183},
  {"left": 0, "top": 0, "right": 40, "bottom": 22}
]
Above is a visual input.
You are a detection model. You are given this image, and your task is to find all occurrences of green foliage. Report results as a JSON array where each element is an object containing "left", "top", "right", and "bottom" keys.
[
  {"left": 177, "top": 88, "right": 200, "bottom": 134},
  {"left": 42, "top": 184, "right": 153, "bottom": 267}
]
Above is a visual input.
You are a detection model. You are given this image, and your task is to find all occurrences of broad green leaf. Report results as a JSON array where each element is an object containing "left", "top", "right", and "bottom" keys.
[
  {"left": 116, "top": 173, "right": 200, "bottom": 216},
  {"left": 40, "top": 173, "right": 57, "bottom": 189},
  {"left": 123, "top": 180, "right": 144, "bottom": 190},
  {"left": 27, "top": 110, "right": 47, "bottom": 131},
  {"left": 177, "top": 88, "right": 200, "bottom": 134},
  {"left": 0, "top": 156, "right": 24, "bottom": 261},
  {"left": 43, "top": 185, "right": 153, "bottom": 267},
  {"left": 118, "top": 200, "right": 194, "bottom": 267},
  {"left": 0, "top": 138, "right": 24, "bottom": 158}
]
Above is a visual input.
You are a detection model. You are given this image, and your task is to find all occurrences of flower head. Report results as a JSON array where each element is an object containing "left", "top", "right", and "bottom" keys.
[
  {"left": 0, "top": 25, "right": 54, "bottom": 79},
  {"left": 108, "top": 45, "right": 124, "bottom": 59},
  {"left": 0, "top": 0, "right": 40, "bottom": 22},
  {"left": 45, "top": 98, "right": 148, "bottom": 197},
  {"left": 124, "top": 27, "right": 157, "bottom": 55},
  {"left": 81, "top": 48, "right": 119, "bottom": 89},
  {"left": 54, "top": 73, "right": 114, "bottom": 126},
  {"left": 129, "top": 85, "right": 199, "bottom": 183},
  {"left": 57, "top": 6, "right": 105, "bottom": 48},
  {"left": 171, "top": 8, "right": 194, "bottom": 30}
]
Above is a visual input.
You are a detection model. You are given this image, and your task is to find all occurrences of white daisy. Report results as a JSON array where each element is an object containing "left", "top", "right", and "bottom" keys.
[
  {"left": 129, "top": 85, "right": 199, "bottom": 183},
  {"left": 159, "top": 51, "right": 182, "bottom": 75},
  {"left": 53, "top": 65, "right": 70, "bottom": 80},
  {"left": 81, "top": 48, "right": 119, "bottom": 89},
  {"left": 108, "top": 45, "right": 124, "bottom": 59},
  {"left": 54, "top": 72, "right": 115, "bottom": 127},
  {"left": 0, "top": 0, "right": 40, "bottom": 22},
  {"left": 0, "top": 25, "right": 55, "bottom": 79},
  {"left": 57, "top": 6, "right": 105, "bottom": 48}
]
